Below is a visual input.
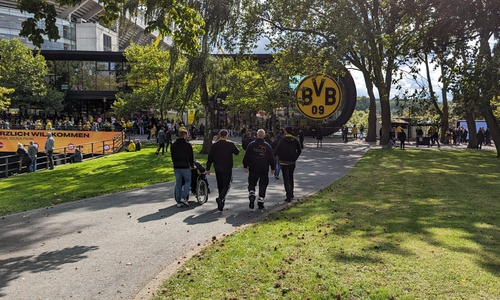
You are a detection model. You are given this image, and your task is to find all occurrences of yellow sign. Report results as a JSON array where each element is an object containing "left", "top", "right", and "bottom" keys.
[
  {"left": 295, "top": 75, "right": 342, "bottom": 120},
  {"left": 188, "top": 109, "right": 195, "bottom": 125}
]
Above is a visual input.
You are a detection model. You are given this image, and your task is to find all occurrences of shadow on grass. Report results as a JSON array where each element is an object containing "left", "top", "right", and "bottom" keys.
[
  {"left": 0, "top": 245, "right": 99, "bottom": 298},
  {"left": 259, "top": 149, "right": 500, "bottom": 278}
]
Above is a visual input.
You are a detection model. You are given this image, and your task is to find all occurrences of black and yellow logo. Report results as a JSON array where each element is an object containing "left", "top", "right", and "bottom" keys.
[{"left": 295, "top": 75, "right": 342, "bottom": 120}]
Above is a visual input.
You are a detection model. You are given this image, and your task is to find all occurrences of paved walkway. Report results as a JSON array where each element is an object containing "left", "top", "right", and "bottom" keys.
[{"left": 1, "top": 135, "right": 483, "bottom": 300}]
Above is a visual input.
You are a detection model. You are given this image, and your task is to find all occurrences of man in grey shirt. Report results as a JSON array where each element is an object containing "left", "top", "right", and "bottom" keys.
[
  {"left": 28, "top": 140, "right": 38, "bottom": 172},
  {"left": 45, "top": 132, "right": 55, "bottom": 170}
]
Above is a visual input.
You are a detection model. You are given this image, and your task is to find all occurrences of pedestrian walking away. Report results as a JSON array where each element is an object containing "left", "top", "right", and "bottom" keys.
[
  {"left": 243, "top": 129, "right": 275, "bottom": 209},
  {"left": 170, "top": 129, "right": 194, "bottom": 207},
  {"left": 316, "top": 127, "right": 323, "bottom": 147},
  {"left": 45, "top": 131, "right": 55, "bottom": 170},
  {"left": 274, "top": 126, "right": 302, "bottom": 202},
  {"left": 206, "top": 129, "right": 240, "bottom": 211},
  {"left": 156, "top": 126, "right": 167, "bottom": 155},
  {"left": 271, "top": 134, "right": 283, "bottom": 180}
]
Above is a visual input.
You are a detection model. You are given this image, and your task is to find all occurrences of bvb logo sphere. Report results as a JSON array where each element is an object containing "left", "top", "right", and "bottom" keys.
[{"left": 295, "top": 75, "right": 342, "bottom": 120}]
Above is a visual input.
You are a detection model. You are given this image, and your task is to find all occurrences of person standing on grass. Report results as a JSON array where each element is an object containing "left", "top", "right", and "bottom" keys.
[
  {"left": 156, "top": 126, "right": 167, "bottom": 155},
  {"left": 206, "top": 129, "right": 240, "bottom": 211},
  {"left": 476, "top": 128, "right": 484, "bottom": 150},
  {"left": 171, "top": 129, "right": 194, "bottom": 207},
  {"left": 274, "top": 126, "right": 302, "bottom": 202},
  {"left": 399, "top": 129, "right": 407, "bottom": 150},
  {"left": 44, "top": 132, "right": 55, "bottom": 170},
  {"left": 28, "top": 140, "right": 38, "bottom": 172},
  {"left": 243, "top": 129, "right": 275, "bottom": 209}
]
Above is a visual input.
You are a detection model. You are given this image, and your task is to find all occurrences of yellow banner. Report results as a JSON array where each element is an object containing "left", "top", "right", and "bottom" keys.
[{"left": 0, "top": 130, "right": 120, "bottom": 153}]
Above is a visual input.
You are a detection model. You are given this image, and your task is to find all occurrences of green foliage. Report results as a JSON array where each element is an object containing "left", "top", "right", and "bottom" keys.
[
  {"left": 17, "top": 0, "right": 205, "bottom": 54},
  {"left": 225, "top": 57, "right": 295, "bottom": 125},
  {"left": 155, "top": 149, "right": 500, "bottom": 299},
  {"left": 0, "top": 39, "right": 48, "bottom": 110},
  {"left": 0, "top": 80, "right": 14, "bottom": 111},
  {"left": 116, "top": 44, "right": 189, "bottom": 118}
]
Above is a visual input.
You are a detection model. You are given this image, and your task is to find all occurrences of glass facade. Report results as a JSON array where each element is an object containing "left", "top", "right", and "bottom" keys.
[
  {"left": 0, "top": 7, "right": 76, "bottom": 50},
  {"left": 46, "top": 61, "right": 127, "bottom": 92}
]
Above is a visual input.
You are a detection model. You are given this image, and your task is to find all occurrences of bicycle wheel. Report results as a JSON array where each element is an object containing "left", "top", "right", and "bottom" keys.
[{"left": 196, "top": 179, "right": 208, "bottom": 204}]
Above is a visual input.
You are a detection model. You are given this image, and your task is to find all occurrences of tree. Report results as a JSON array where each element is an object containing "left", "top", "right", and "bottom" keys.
[
  {"left": 0, "top": 39, "right": 49, "bottom": 113},
  {"left": 115, "top": 44, "right": 188, "bottom": 120},
  {"left": 185, "top": 0, "right": 242, "bottom": 154},
  {"left": 17, "top": 0, "right": 204, "bottom": 55},
  {"left": 232, "top": 0, "right": 423, "bottom": 145},
  {"left": 225, "top": 56, "right": 295, "bottom": 135}
]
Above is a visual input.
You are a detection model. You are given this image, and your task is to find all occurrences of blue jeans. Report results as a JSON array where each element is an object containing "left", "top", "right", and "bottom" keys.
[
  {"left": 275, "top": 157, "right": 281, "bottom": 177},
  {"left": 30, "top": 157, "right": 37, "bottom": 172},
  {"left": 174, "top": 168, "right": 191, "bottom": 203}
]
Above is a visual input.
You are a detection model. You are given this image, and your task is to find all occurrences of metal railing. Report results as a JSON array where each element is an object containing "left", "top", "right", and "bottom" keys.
[{"left": 0, "top": 131, "right": 126, "bottom": 179}]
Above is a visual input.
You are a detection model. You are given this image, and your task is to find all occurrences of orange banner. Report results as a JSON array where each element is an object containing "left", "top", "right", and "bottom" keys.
[{"left": 0, "top": 130, "right": 121, "bottom": 153}]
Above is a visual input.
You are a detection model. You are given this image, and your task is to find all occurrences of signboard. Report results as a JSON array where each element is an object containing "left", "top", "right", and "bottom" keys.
[
  {"left": 0, "top": 130, "right": 120, "bottom": 153},
  {"left": 295, "top": 74, "right": 342, "bottom": 120}
]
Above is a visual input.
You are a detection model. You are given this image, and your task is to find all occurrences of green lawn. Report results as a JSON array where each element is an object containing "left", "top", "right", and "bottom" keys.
[
  {"left": 0, "top": 143, "right": 244, "bottom": 216},
  {"left": 153, "top": 149, "right": 500, "bottom": 300}
]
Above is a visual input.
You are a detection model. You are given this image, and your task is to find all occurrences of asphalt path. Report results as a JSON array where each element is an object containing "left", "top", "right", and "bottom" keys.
[{"left": 0, "top": 137, "right": 371, "bottom": 300}]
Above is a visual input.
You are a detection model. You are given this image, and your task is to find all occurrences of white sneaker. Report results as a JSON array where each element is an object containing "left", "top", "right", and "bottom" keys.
[
  {"left": 181, "top": 198, "right": 189, "bottom": 206},
  {"left": 176, "top": 203, "right": 183, "bottom": 208}
]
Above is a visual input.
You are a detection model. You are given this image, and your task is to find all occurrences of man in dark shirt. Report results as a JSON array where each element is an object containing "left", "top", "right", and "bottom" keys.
[
  {"left": 170, "top": 129, "right": 194, "bottom": 207},
  {"left": 274, "top": 126, "right": 302, "bottom": 202},
  {"left": 206, "top": 129, "right": 240, "bottom": 211},
  {"left": 242, "top": 131, "right": 256, "bottom": 150},
  {"left": 243, "top": 129, "right": 275, "bottom": 209}
]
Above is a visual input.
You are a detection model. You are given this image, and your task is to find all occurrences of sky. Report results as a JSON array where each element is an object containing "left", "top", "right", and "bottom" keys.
[{"left": 250, "top": 38, "right": 446, "bottom": 101}]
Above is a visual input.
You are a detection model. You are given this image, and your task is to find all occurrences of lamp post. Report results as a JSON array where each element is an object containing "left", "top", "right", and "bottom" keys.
[
  {"left": 215, "top": 97, "right": 221, "bottom": 130},
  {"left": 103, "top": 97, "right": 107, "bottom": 115}
]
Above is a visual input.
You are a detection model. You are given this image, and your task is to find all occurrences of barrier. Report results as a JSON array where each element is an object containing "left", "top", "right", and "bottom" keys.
[{"left": 0, "top": 131, "right": 125, "bottom": 179}]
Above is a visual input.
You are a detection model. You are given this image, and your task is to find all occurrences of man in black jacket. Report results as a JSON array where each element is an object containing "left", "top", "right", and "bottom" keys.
[
  {"left": 243, "top": 129, "right": 275, "bottom": 209},
  {"left": 206, "top": 129, "right": 240, "bottom": 211},
  {"left": 274, "top": 126, "right": 302, "bottom": 202},
  {"left": 171, "top": 129, "right": 194, "bottom": 207},
  {"left": 242, "top": 131, "right": 256, "bottom": 150}
]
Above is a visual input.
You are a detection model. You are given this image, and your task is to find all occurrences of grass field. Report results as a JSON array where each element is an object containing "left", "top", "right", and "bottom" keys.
[
  {"left": 0, "top": 143, "right": 244, "bottom": 216},
  {"left": 2, "top": 146, "right": 499, "bottom": 299},
  {"left": 152, "top": 149, "right": 500, "bottom": 300}
]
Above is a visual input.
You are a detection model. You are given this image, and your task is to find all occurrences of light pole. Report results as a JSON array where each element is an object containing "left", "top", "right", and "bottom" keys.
[{"left": 103, "top": 97, "right": 107, "bottom": 115}]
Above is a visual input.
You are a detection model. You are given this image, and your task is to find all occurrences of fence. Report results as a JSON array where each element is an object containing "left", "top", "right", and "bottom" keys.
[{"left": 0, "top": 131, "right": 125, "bottom": 179}]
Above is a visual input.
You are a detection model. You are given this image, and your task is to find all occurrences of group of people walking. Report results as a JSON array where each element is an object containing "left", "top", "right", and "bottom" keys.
[{"left": 170, "top": 127, "right": 302, "bottom": 211}]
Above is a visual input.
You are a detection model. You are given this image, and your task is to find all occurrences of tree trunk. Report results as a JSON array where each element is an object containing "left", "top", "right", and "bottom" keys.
[
  {"left": 482, "top": 108, "right": 500, "bottom": 157},
  {"left": 465, "top": 111, "right": 476, "bottom": 149},
  {"left": 199, "top": 65, "right": 213, "bottom": 154},
  {"left": 364, "top": 75, "right": 377, "bottom": 143}
]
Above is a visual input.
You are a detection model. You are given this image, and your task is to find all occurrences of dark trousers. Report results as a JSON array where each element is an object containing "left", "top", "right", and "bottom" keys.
[
  {"left": 47, "top": 150, "right": 54, "bottom": 169},
  {"left": 281, "top": 164, "right": 296, "bottom": 200},
  {"left": 156, "top": 142, "right": 165, "bottom": 154},
  {"left": 215, "top": 169, "right": 232, "bottom": 201},
  {"left": 248, "top": 170, "right": 269, "bottom": 198}
]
